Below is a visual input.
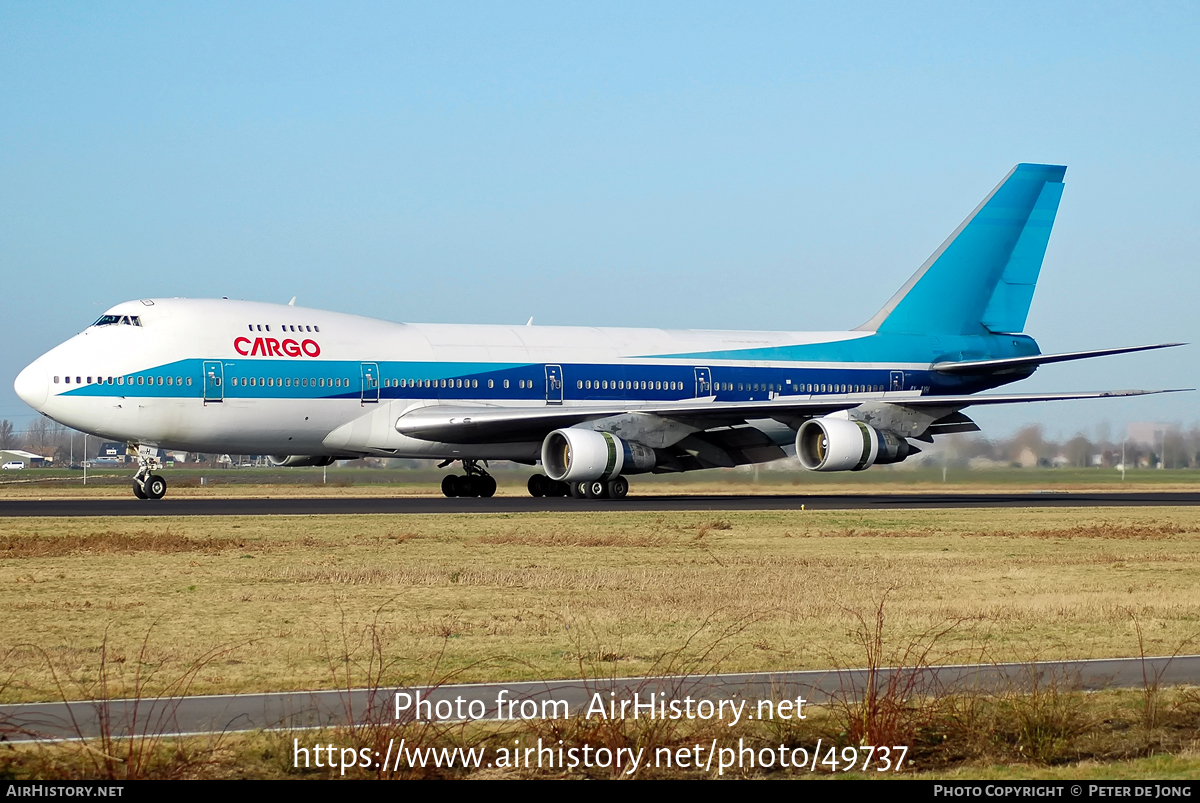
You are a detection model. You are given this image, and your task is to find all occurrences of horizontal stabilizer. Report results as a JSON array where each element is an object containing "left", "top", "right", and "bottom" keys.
[
  {"left": 933, "top": 343, "right": 1186, "bottom": 375},
  {"left": 894, "top": 388, "right": 1191, "bottom": 407}
]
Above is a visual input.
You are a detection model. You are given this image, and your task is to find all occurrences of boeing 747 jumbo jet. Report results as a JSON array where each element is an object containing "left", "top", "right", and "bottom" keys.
[{"left": 13, "top": 164, "right": 1185, "bottom": 500}]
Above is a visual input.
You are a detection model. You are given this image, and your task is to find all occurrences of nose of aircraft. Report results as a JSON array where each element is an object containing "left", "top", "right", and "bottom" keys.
[{"left": 14, "top": 362, "right": 48, "bottom": 411}]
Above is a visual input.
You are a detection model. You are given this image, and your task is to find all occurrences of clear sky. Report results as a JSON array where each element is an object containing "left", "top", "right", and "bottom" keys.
[{"left": 3, "top": 2, "right": 1197, "bottom": 442}]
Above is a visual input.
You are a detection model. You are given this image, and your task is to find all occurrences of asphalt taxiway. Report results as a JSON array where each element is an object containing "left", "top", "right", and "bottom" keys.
[{"left": 4, "top": 655, "right": 1198, "bottom": 741}]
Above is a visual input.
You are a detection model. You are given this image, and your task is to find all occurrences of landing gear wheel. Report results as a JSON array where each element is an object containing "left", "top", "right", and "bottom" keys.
[
  {"left": 453, "top": 475, "right": 478, "bottom": 497},
  {"left": 144, "top": 474, "right": 167, "bottom": 500},
  {"left": 528, "top": 474, "right": 546, "bottom": 497},
  {"left": 132, "top": 480, "right": 148, "bottom": 500},
  {"left": 441, "top": 475, "right": 458, "bottom": 498},
  {"left": 606, "top": 476, "right": 629, "bottom": 499},
  {"left": 570, "top": 481, "right": 587, "bottom": 499},
  {"left": 477, "top": 475, "right": 497, "bottom": 498},
  {"left": 584, "top": 480, "right": 607, "bottom": 499}
]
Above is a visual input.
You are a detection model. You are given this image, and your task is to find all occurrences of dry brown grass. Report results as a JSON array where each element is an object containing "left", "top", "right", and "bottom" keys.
[
  {"left": 0, "top": 529, "right": 252, "bottom": 558},
  {"left": 2, "top": 507, "right": 1200, "bottom": 705}
]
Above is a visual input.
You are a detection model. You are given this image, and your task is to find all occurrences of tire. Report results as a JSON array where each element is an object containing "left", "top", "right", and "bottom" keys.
[
  {"left": 441, "top": 475, "right": 458, "bottom": 498},
  {"left": 570, "top": 481, "right": 586, "bottom": 499},
  {"left": 551, "top": 481, "right": 569, "bottom": 497},
  {"left": 585, "top": 480, "right": 606, "bottom": 499},
  {"left": 527, "top": 474, "right": 545, "bottom": 497},
  {"left": 132, "top": 480, "right": 148, "bottom": 500},
  {"left": 478, "top": 475, "right": 497, "bottom": 498},
  {"left": 607, "top": 476, "right": 629, "bottom": 499},
  {"left": 144, "top": 474, "right": 167, "bottom": 500},
  {"left": 454, "top": 475, "right": 478, "bottom": 497}
]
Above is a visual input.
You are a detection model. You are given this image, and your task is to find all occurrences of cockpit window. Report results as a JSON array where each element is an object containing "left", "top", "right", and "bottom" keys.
[{"left": 91, "top": 315, "right": 142, "bottom": 328}]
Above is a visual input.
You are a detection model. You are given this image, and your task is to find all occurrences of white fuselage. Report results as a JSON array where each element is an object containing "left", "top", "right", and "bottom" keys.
[{"left": 14, "top": 297, "right": 993, "bottom": 461}]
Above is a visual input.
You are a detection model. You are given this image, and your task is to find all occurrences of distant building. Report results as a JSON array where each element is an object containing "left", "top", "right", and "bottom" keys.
[
  {"left": 97, "top": 442, "right": 130, "bottom": 463},
  {"left": 1127, "top": 423, "right": 1175, "bottom": 446},
  {"left": 0, "top": 449, "right": 52, "bottom": 467}
]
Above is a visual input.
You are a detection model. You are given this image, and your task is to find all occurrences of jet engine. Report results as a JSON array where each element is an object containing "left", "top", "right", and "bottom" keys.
[
  {"left": 795, "top": 416, "right": 915, "bottom": 472},
  {"left": 540, "top": 429, "right": 655, "bottom": 482},
  {"left": 268, "top": 455, "right": 339, "bottom": 468}
]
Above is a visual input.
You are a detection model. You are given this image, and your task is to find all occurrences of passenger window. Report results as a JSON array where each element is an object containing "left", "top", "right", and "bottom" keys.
[
  {"left": 503, "top": 379, "right": 510, "bottom": 388},
  {"left": 488, "top": 379, "right": 494, "bottom": 388},
  {"left": 472, "top": 379, "right": 478, "bottom": 388}
]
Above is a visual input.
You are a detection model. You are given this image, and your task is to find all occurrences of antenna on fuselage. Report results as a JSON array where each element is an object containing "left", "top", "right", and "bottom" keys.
[
  {"left": 526, "top": 317, "right": 533, "bottom": 326},
  {"left": 288, "top": 296, "right": 297, "bottom": 306}
]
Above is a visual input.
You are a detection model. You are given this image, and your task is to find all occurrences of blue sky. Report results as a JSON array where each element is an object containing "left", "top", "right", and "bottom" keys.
[{"left": 3, "top": 2, "right": 1197, "bottom": 441}]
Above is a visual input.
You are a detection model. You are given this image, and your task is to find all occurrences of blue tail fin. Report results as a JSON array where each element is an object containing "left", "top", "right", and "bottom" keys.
[{"left": 858, "top": 163, "right": 1066, "bottom": 335}]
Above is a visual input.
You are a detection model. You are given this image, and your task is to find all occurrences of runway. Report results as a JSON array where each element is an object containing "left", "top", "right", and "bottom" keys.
[
  {"left": 4, "top": 655, "right": 1198, "bottom": 742},
  {"left": 0, "top": 491, "right": 1198, "bottom": 517}
]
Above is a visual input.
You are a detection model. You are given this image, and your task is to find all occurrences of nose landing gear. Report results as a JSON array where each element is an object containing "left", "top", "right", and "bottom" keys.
[
  {"left": 131, "top": 450, "right": 167, "bottom": 500},
  {"left": 439, "top": 459, "right": 497, "bottom": 498}
]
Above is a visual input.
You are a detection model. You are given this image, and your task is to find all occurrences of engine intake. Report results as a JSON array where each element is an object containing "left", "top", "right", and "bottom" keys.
[
  {"left": 796, "top": 416, "right": 913, "bottom": 471},
  {"left": 541, "top": 429, "right": 655, "bottom": 482}
]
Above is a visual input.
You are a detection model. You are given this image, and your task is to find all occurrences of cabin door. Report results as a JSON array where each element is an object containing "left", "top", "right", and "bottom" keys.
[
  {"left": 203, "top": 361, "right": 223, "bottom": 404},
  {"left": 361, "top": 363, "right": 380, "bottom": 404},
  {"left": 545, "top": 365, "right": 563, "bottom": 405}
]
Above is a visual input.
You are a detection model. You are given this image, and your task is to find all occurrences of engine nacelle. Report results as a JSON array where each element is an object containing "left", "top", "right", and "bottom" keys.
[
  {"left": 796, "top": 416, "right": 914, "bottom": 471},
  {"left": 541, "top": 429, "right": 655, "bottom": 482},
  {"left": 269, "top": 455, "right": 338, "bottom": 467}
]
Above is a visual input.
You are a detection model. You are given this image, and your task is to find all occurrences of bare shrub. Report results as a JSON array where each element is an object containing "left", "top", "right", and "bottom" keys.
[
  {"left": 524, "top": 611, "right": 759, "bottom": 777},
  {"left": 312, "top": 601, "right": 499, "bottom": 779},
  {"left": 829, "top": 589, "right": 973, "bottom": 751},
  {"left": 26, "top": 626, "right": 244, "bottom": 779},
  {"left": 998, "top": 667, "right": 1090, "bottom": 764},
  {"left": 1127, "top": 608, "right": 1200, "bottom": 730}
]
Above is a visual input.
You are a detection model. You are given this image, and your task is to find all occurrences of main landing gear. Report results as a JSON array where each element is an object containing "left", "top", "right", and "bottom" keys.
[
  {"left": 440, "top": 459, "right": 497, "bottom": 498},
  {"left": 527, "top": 474, "right": 629, "bottom": 499},
  {"left": 131, "top": 452, "right": 167, "bottom": 500}
]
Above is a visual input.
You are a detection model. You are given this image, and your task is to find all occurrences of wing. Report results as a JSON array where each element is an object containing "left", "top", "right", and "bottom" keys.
[{"left": 394, "top": 388, "right": 1188, "bottom": 444}]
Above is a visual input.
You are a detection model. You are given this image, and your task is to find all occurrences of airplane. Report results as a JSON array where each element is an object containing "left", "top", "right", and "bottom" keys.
[{"left": 12, "top": 163, "right": 1185, "bottom": 501}]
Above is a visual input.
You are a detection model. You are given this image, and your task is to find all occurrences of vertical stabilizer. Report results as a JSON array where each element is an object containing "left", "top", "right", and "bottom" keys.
[{"left": 858, "top": 164, "right": 1066, "bottom": 335}]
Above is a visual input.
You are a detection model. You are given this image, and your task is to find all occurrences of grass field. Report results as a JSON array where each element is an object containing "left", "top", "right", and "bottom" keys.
[{"left": 3, "top": 506, "right": 1200, "bottom": 706}]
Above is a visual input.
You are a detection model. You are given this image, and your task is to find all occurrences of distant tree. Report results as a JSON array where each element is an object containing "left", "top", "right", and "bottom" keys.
[
  {"left": 1065, "top": 434, "right": 1093, "bottom": 467},
  {"left": 1006, "top": 425, "right": 1048, "bottom": 462},
  {"left": 23, "top": 418, "right": 51, "bottom": 454},
  {"left": 0, "top": 419, "right": 14, "bottom": 449}
]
